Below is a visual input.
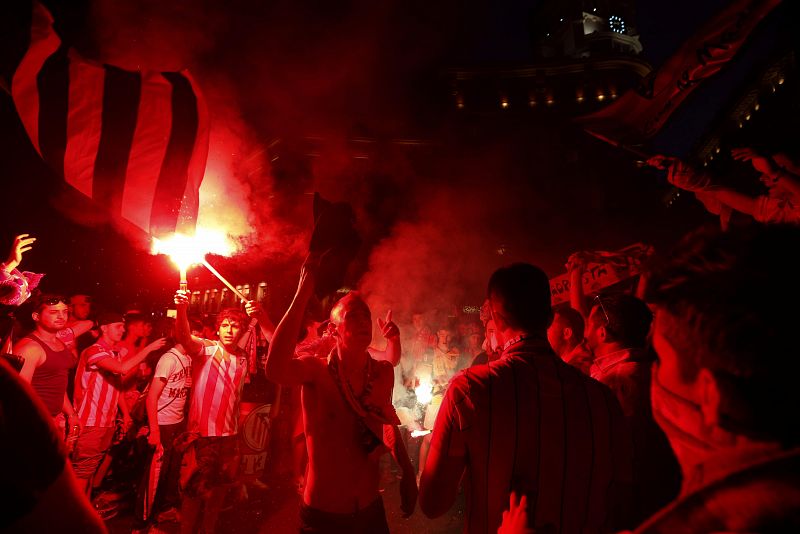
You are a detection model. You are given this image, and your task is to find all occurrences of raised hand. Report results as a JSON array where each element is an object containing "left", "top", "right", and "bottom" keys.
[
  {"left": 245, "top": 300, "right": 264, "bottom": 318},
  {"left": 498, "top": 492, "right": 532, "bottom": 534},
  {"left": 731, "top": 147, "right": 779, "bottom": 177},
  {"left": 566, "top": 252, "right": 588, "bottom": 273},
  {"left": 145, "top": 338, "right": 167, "bottom": 353},
  {"left": 645, "top": 154, "right": 677, "bottom": 171},
  {"left": 298, "top": 252, "right": 321, "bottom": 294},
  {"left": 174, "top": 289, "right": 190, "bottom": 307},
  {"left": 377, "top": 310, "right": 399, "bottom": 339},
  {"left": 4, "top": 233, "right": 36, "bottom": 272}
]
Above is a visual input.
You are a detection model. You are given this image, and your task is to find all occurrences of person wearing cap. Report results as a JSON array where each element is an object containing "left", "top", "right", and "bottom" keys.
[{"left": 72, "top": 312, "right": 165, "bottom": 494}]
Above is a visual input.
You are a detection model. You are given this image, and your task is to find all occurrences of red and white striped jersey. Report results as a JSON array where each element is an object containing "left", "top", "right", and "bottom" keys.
[
  {"left": 188, "top": 340, "right": 248, "bottom": 437},
  {"left": 77, "top": 340, "right": 126, "bottom": 428}
]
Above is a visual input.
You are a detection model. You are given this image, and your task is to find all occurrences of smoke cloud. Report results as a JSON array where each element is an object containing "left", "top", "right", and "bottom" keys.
[{"left": 43, "top": 0, "right": 682, "bottom": 315}]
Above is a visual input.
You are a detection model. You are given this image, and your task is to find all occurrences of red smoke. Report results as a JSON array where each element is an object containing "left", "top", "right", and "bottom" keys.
[{"left": 58, "top": 0, "right": 683, "bottom": 319}]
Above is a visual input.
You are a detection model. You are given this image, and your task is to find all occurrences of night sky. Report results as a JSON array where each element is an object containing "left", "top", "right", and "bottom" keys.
[{"left": 1, "top": 0, "right": 796, "bottom": 320}]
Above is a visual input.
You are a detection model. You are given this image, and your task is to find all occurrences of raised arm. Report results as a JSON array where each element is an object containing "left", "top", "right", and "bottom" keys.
[
  {"left": 94, "top": 338, "right": 166, "bottom": 376},
  {"left": 244, "top": 300, "right": 276, "bottom": 343},
  {"left": 2, "top": 233, "right": 36, "bottom": 273},
  {"left": 69, "top": 320, "right": 95, "bottom": 338},
  {"left": 648, "top": 154, "right": 758, "bottom": 218},
  {"left": 174, "top": 290, "right": 203, "bottom": 357},
  {"left": 703, "top": 187, "right": 758, "bottom": 216},
  {"left": 265, "top": 259, "right": 320, "bottom": 386},
  {"left": 567, "top": 253, "right": 589, "bottom": 322},
  {"left": 369, "top": 310, "right": 401, "bottom": 366}
]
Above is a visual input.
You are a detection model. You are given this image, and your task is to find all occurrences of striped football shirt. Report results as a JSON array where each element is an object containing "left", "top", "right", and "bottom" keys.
[
  {"left": 77, "top": 339, "right": 126, "bottom": 428},
  {"left": 188, "top": 340, "right": 248, "bottom": 437}
]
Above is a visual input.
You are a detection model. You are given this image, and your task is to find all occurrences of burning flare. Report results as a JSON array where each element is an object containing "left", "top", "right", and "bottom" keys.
[
  {"left": 415, "top": 376, "right": 433, "bottom": 405},
  {"left": 151, "top": 228, "right": 236, "bottom": 288}
]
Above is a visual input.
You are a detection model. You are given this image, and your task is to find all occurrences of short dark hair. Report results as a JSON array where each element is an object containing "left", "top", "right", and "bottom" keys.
[
  {"left": 554, "top": 306, "right": 585, "bottom": 342},
  {"left": 125, "top": 313, "right": 146, "bottom": 326},
  {"left": 487, "top": 263, "right": 552, "bottom": 332},
  {"left": 645, "top": 224, "right": 800, "bottom": 445},
  {"left": 215, "top": 308, "right": 247, "bottom": 330},
  {"left": 97, "top": 312, "right": 124, "bottom": 327},
  {"left": 593, "top": 293, "right": 652, "bottom": 348},
  {"left": 30, "top": 294, "right": 68, "bottom": 314}
]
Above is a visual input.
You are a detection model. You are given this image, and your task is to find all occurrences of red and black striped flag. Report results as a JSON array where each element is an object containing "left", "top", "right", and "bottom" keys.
[{"left": 11, "top": 2, "right": 209, "bottom": 237}]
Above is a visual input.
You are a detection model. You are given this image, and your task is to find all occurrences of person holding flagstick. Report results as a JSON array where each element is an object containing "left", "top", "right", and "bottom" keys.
[{"left": 172, "top": 281, "right": 272, "bottom": 534}]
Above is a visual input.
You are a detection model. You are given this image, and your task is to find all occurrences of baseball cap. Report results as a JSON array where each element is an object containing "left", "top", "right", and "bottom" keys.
[{"left": 97, "top": 312, "right": 125, "bottom": 327}]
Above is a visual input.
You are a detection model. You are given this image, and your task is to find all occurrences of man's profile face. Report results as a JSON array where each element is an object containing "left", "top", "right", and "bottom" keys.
[
  {"left": 334, "top": 297, "right": 372, "bottom": 352},
  {"left": 650, "top": 309, "right": 714, "bottom": 460},
  {"left": 70, "top": 295, "right": 92, "bottom": 320},
  {"left": 546, "top": 314, "right": 566, "bottom": 354},
  {"left": 35, "top": 302, "right": 69, "bottom": 332},
  {"left": 585, "top": 306, "right": 604, "bottom": 351},
  {"left": 218, "top": 318, "right": 243, "bottom": 347},
  {"left": 651, "top": 311, "right": 693, "bottom": 400},
  {"left": 103, "top": 322, "right": 126, "bottom": 343},
  {"left": 126, "top": 321, "right": 146, "bottom": 339},
  {"left": 485, "top": 320, "right": 496, "bottom": 339}
]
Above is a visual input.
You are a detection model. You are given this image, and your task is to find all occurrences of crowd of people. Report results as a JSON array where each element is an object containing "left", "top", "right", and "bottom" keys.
[
  {"left": 1, "top": 233, "right": 277, "bottom": 533},
  {"left": 1, "top": 147, "right": 799, "bottom": 533}
]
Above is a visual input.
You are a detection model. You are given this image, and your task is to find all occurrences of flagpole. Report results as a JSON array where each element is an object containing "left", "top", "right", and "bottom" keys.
[
  {"left": 201, "top": 259, "right": 248, "bottom": 302},
  {"left": 583, "top": 128, "right": 652, "bottom": 161}
]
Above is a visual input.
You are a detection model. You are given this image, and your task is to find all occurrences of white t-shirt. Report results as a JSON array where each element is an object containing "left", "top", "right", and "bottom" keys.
[{"left": 153, "top": 348, "right": 192, "bottom": 425}]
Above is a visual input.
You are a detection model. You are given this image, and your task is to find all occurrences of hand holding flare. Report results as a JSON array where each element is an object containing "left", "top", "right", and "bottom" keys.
[{"left": 152, "top": 229, "right": 241, "bottom": 297}]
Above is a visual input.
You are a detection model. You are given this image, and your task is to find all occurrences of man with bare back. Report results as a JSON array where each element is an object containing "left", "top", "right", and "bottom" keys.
[{"left": 266, "top": 258, "right": 417, "bottom": 533}]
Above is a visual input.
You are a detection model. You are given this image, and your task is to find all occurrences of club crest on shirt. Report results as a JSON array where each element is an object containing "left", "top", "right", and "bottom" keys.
[{"left": 242, "top": 404, "right": 272, "bottom": 451}]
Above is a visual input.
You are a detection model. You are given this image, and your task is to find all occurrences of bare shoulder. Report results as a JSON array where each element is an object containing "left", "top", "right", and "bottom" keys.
[{"left": 14, "top": 338, "right": 44, "bottom": 360}]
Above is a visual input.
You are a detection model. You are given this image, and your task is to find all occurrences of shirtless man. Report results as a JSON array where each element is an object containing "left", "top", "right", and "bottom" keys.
[{"left": 267, "top": 259, "right": 417, "bottom": 533}]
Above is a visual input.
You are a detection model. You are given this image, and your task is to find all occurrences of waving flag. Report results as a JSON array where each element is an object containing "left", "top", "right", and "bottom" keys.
[
  {"left": 11, "top": 2, "right": 209, "bottom": 237},
  {"left": 576, "top": 0, "right": 781, "bottom": 144}
]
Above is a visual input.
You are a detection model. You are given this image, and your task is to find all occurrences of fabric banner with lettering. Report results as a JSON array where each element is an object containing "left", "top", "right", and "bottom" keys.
[{"left": 550, "top": 243, "right": 652, "bottom": 306}]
